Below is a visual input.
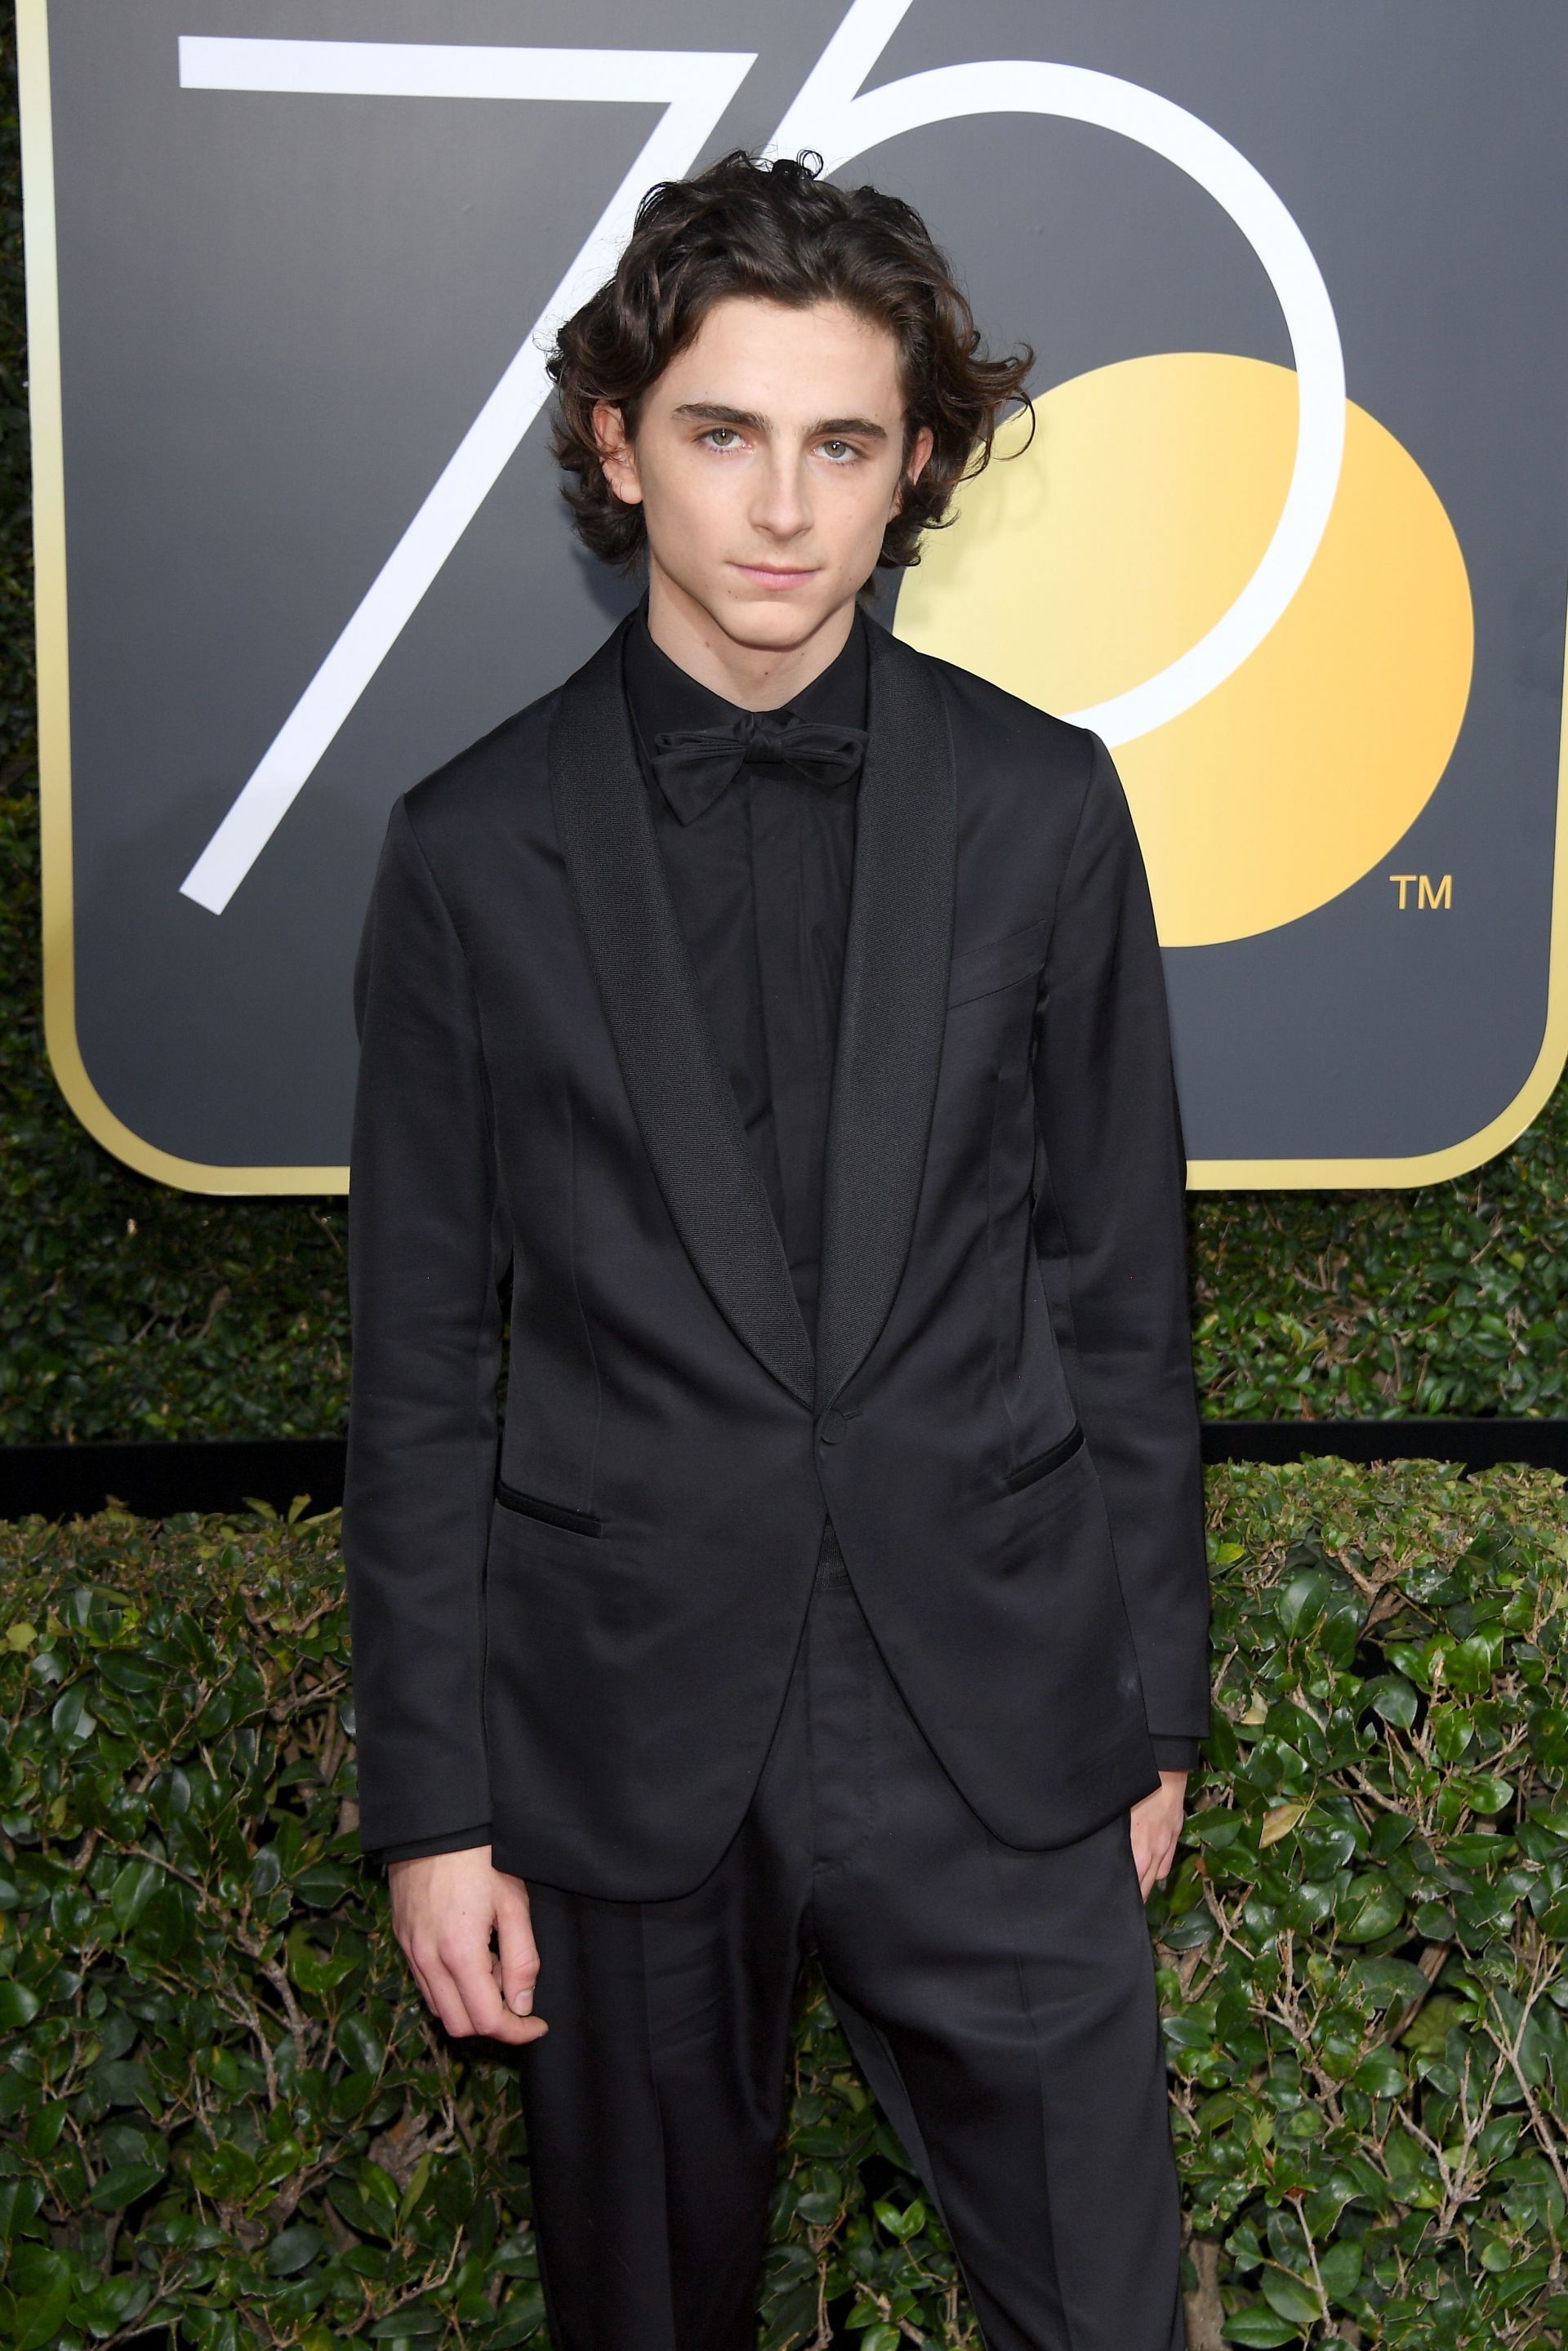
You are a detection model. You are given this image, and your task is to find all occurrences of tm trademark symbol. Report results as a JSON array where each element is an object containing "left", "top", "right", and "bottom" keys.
[{"left": 1389, "top": 873, "right": 1453, "bottom": 910}]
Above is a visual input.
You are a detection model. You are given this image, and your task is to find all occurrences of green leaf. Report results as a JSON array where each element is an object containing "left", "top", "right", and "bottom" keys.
[
  {"left": 255, "top": 2135, "right": 306, "bottom": 2189},
  {"left": 1363, "top": 1674, "right": 1419, "bottom": 1728},
  {"left": 189, "top": 2141, "right": 260, "bottom": 2201},
  {"left": 1430, "top": 1703, "right": 1475, "bottom": 1763},
  {"left": 0, "top": 2181, "right": 44, "bottom": 2242},
  {"left": 486, "top": 2292, "right": 549, "bottom": 2348},
  {"left": 71, "top": 2272, "right": 152, "bottom": 2332},
  {"left": 0, "top": 1979, "right": 41, "bottom": 2029},
  {"left": 1187, "top": 1808, "right": 1247, "bottom": 1848},
  {"left": 89, "top": 2159, "right": 166, "bottom": 2211},
  {"left": 336, "top": 2014, "right": 384, "bottom": 2074},
  {"left": 293, "top": 1862, "right": 356, "bottom": 1908},
  {"left": 1222, "top": 2307, "right": 1302, "bottom": 2346},
  {"left": 1278, "top": 1570, "right": 1334, "bottom": 1635},
  {"left": 265, "top": 2222, "right": 326, "bottom": 2276},
  {"left": 1261, "top": 2264, "right": 1325, "bottom": 2327},
  {"left": 1335, "top": 1873, "right": 1404, "bottom": 1943},
  {"left": 286, "top": 1923, "right": 359, "bottom": 1995},
  {"left": 24, "top": 2104, "right": 65, "bottom": 2157},
  {"left": 357, "top": 2160, "right": 402, "bottom": 2216},
  {"left": 1349, "top": 1957, "right": 1432, "bottom": 2009},
  {"left": 50, "top": 1683, "right": 95, "bottom": 1741},
  {"left": 1317, "top": 2238, "right": 1363, "bottom": 2302},
  {"left": 1457, "top": 1774, "right": 1514, "bottom": 1816},
  {"left": 398, "top": 2150, "right": 434, "bottom": 2230},
  {"left": 107, "top": 1859, "right": 159, "bottom": 1934},
  {"left": 94, "top": 1650, "right": 160, "bottom": 1694},
  {"left": 1352, "top": 2045, "right": 1405, "bottom": 2099},
  {"left": 11, "top": 2260, "right": 73, "bottom": 2351},
  {"left": 328, "top": 2066, "right": 379, "bottom": 2123},
  {"left": 1447, "top": 1634, "right": 1502, "bottom": 1693},
  {"left": 327, "top": 2181, "right": 392, "bottom": 2241}
]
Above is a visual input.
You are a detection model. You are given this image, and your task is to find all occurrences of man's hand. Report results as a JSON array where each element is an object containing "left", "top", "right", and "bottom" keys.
[
  {"left": 1129, "top": 1770, "right": 1187, "bottom": 1902},
  {"left": 387, "top": 1846, "right": 547, "bottom": 2046}
]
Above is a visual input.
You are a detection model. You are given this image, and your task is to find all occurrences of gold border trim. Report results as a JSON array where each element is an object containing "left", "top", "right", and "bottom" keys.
[
  {"left": 20, "top": 0, "right": 349, "bottom": 1196},
  {"left": 17, "top": 0, "right": 1567, "bottom": 1196}
]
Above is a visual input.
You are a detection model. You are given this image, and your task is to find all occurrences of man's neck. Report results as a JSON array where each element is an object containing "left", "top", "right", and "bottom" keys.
[{"left": 644, "top": 563, "right": 858, "bottom": 711}]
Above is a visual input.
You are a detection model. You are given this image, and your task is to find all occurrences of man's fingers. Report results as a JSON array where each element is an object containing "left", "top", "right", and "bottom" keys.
[
  {"left": 1129, "top": 1829, "right": 1153, "bottom": 1901},
  {"left": 444, "top": 1939, "right": 546, "bottom": 2045},
  {"left": 1128, "top": 1823, "right": 1179, "bottom": 1901},
  {"left": 1128, "top": 1783, "right": 1187, "bottom": 1902},
  {"left": 395, "top": 1932, "right": 441, "bottom": 2019},
  {"left": 398, "top": 1925, "right": 491, "bottom": 2037},
  {"left": 1136, "top": 1828, "right": 1181, "bottom": 1902},
  {"left": 419, "top": 1952, "right": 485, "bottom": 2040},
  {"left": 387, "top": 1853, "right": 546, "bottom": 2045},
  {"left": 494, "top": 1885, "right": 542, "bottom": 2019}
]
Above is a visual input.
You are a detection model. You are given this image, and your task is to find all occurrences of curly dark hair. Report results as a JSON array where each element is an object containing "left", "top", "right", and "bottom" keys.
[{"left": 546, "top": 148, "right": 1035, "bottom": 578}]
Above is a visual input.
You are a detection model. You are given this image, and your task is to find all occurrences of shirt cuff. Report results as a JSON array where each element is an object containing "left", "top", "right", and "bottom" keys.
[
  {"left": 370, "top": 1823, "right": 492, "bottom": 1865},
  {"left": 1149, "top": 1736, "right": 1200, "bottom": 1772}
]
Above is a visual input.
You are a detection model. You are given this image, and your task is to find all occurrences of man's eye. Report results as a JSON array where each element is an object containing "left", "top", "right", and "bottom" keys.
[
  {"left": 819, "top": 440, "right": 860, "bottom": 463},
  {"left": 702, "top": 427, "right": 741, "bottom": 449}
]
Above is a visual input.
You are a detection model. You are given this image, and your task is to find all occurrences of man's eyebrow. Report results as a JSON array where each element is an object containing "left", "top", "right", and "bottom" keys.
[
  {"left": 671, "top": 401, "right": 889, "bottom": 442},
  {"left": 671, "top": 402, "right": 766, "bottom": 430}
]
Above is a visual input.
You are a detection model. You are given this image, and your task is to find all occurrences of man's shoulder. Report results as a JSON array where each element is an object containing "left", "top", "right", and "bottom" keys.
[
  {"left": 399, "top": 685, "right": 560, "bottom": 853},
  {"left": 892, "top": 631, "right": 1098, "bottom": 787}
]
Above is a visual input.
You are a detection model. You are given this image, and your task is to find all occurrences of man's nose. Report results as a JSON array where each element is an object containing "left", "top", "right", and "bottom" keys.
[{"left": 750, "top": 453, "right": 811, "bottom": 539}]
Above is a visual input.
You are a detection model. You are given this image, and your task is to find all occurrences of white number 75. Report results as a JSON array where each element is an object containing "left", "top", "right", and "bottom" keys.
[{"left": 177, "top": 0, "right": 1341, "bottom": 914}]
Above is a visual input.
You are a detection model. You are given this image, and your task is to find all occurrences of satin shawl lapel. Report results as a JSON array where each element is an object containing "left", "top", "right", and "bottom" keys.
[
  {"left": 547, "top": 617, "right": 815, "bottom": 1407},
  {"left": 815, "top": 622, "right": 957, "bottom": 1414}
]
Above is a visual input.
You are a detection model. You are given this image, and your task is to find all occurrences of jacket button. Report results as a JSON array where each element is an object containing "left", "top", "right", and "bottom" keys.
[{"left": 820, "top": 1409, "right": 848, "bottom": 1445}]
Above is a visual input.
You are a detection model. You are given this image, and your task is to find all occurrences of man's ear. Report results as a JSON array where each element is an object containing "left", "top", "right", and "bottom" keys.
[
  {"left": 890, "top": 422, "right": 936, "bottom": 518},
  {"left": 591, "top": 399, "right": 644, "bottom": 507}
]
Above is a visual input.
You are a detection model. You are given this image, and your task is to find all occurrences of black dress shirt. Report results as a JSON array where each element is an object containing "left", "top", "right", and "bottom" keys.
[
  {"left": 621, "top": 599, "right": 866, "bottom": 1345},
  {"left": 374, "top": 604, "right": 1192, "bottom": 1859}
]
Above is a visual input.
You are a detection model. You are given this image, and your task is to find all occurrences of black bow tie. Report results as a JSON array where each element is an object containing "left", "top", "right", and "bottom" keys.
[{"left": 648, "top": 708, "right": 868, "bottom": 824}]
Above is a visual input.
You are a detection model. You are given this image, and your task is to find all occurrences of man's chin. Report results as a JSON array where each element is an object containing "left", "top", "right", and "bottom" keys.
[{"left": 710, "top": 581, "right": 848, "bottom": 648}]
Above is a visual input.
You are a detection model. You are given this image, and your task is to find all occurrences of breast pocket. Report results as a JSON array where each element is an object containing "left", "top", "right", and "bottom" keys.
[{"left": 945, "top": 917, "right": 1050, "bottom": 1011}]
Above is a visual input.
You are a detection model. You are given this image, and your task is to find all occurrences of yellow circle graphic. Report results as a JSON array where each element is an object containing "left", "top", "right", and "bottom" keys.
[{"left": 894, "top": 352, "right": 1474, "bottom": 946}]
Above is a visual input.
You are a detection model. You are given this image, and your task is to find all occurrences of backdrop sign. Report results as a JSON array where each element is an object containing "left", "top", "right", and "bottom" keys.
[{"left": 20, "top": 0, "right": 1568, "bottom": 1191}]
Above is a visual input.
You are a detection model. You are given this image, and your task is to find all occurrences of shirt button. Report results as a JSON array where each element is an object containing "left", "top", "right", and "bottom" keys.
[{"left": 819, "top": 1409, "right": 849, "bottom": 1445}]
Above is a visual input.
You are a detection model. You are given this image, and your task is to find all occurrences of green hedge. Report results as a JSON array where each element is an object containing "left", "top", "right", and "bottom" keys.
[{"left": 4, "top": 1460, "right": 1568, "bottom": 2349}]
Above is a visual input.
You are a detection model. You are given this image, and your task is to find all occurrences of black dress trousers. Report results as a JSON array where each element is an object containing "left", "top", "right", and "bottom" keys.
[{"left": 518, "top": 1518, "right": 1185, "bottom": 2351}]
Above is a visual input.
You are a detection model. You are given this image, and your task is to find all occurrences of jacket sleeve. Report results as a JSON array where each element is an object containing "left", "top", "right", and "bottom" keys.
[
  {"left": 343, "top": 794, "right": 510, "bottom": 1862},
  {"left": 1030, "top": 732, "right": 1211, "bottom": 1749}
]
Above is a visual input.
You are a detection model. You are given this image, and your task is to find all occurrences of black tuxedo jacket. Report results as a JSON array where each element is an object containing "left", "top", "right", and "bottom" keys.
[{"left": 343, "top": 609, "right": 1210, "bottom": 1900}]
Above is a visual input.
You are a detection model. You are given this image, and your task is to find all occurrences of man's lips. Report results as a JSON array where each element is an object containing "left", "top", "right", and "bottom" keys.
[{"left": 731, "top": 561, "right": 817, "bottom": 587}]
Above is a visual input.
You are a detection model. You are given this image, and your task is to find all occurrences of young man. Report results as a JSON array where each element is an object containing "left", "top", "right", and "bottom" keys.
[{"left": 344, "top": 150, "right": 1210, "bottom": 2351}]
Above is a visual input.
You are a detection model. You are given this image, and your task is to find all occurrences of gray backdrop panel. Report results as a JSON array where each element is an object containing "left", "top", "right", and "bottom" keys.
[{"left": 33, "top": 0, "right": 1568, "bottom": 1177}]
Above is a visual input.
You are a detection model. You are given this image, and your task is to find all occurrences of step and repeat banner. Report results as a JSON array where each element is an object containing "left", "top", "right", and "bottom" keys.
[{"left": 19, "top": 0, "right": 1568, "bottom": 1190}]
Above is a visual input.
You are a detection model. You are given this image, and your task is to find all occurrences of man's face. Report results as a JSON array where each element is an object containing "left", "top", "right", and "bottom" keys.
[{"left": 594, "top": 294, "right": 934, "bottom": 655}]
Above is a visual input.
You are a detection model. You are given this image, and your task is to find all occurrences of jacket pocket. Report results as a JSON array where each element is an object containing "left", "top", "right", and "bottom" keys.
[
  {"left": 1002, "top": 1421, "right": 1085, "bottom": 1494},
  {"left": 494, "top": 1480, "right": 603, "bottom": 1538},
  {"left": 945, "top": 916, "right": 1051, "bottom": 1009}
]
